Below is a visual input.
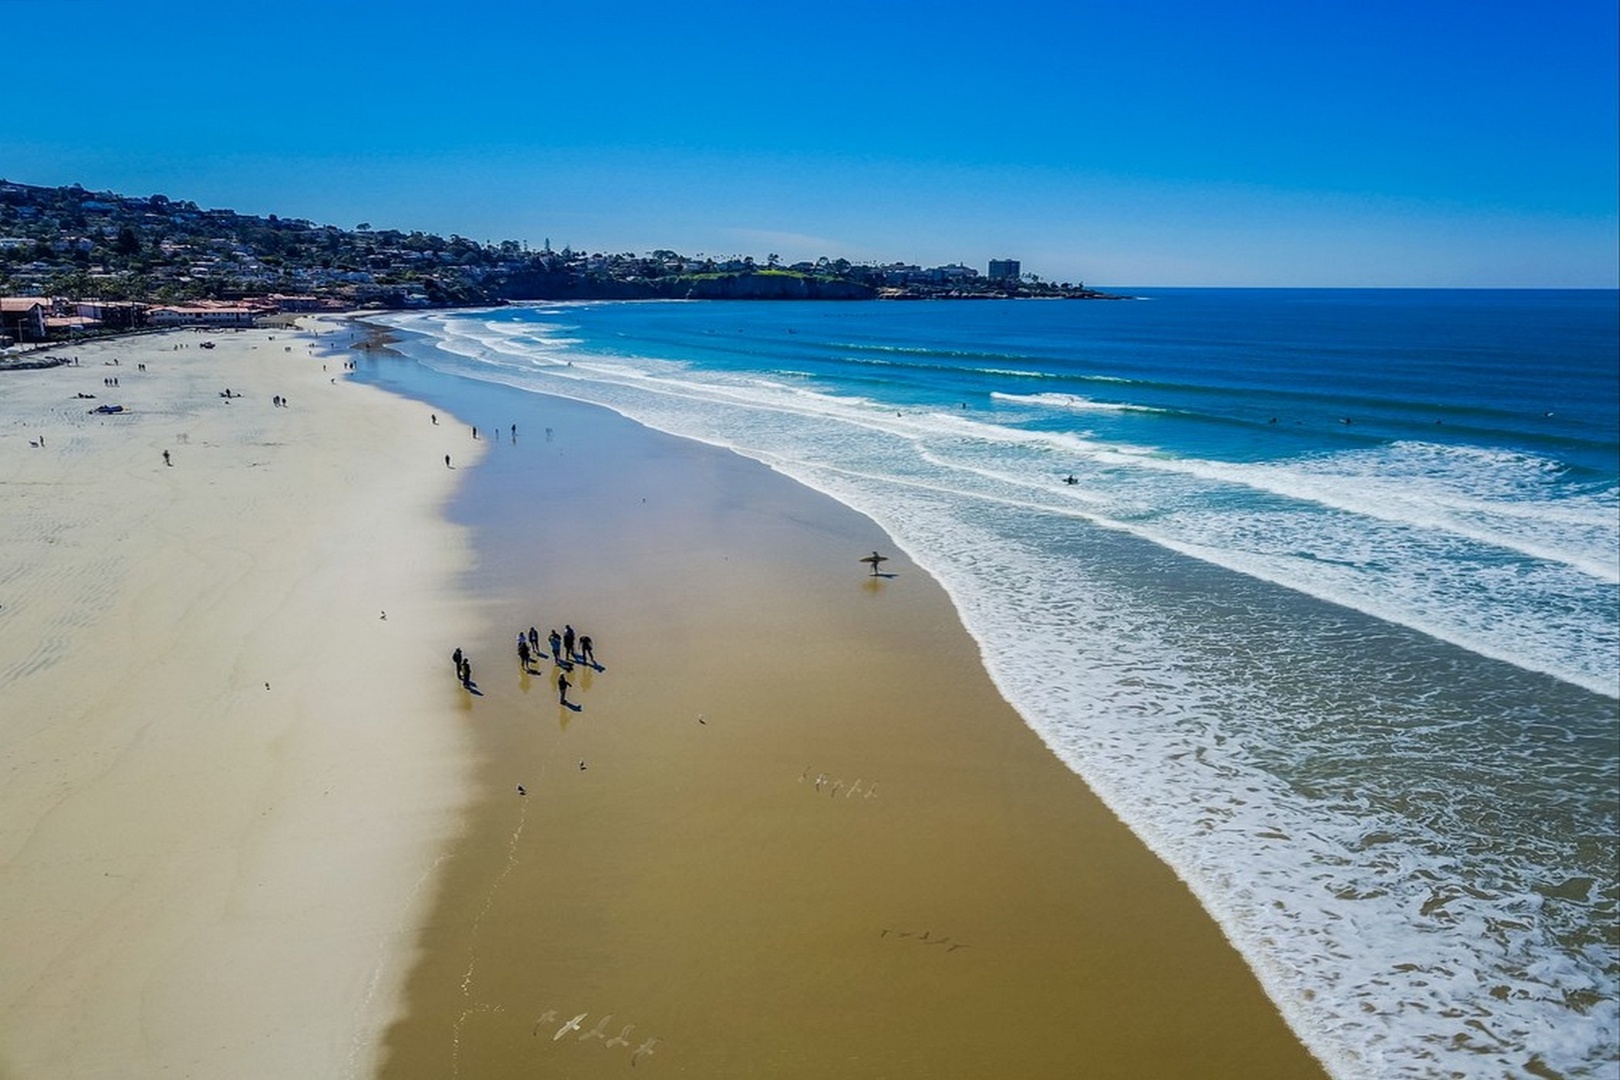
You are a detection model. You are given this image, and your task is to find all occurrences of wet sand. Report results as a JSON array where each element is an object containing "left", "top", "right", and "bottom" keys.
[{"left": 366, "top": 364, "right": 1329, "bottom": 1078}]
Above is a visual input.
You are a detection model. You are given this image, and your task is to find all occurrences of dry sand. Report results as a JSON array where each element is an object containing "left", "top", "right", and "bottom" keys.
[
  {"left": 0, "top": 324, "right": 481, "bottom": 1078},
  {"left": 365, "top": 377, "right": 1330, "bottom": 1078}
]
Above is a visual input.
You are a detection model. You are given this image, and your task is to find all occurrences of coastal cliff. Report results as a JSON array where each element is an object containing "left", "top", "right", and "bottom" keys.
[{"left": 484, "top": 269, "right": 875, "bottom": 302}]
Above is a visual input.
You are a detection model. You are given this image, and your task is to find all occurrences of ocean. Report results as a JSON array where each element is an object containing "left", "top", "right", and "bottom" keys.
[{"left": 369, "top": 289, "right": 1619, "bottom": 1079}]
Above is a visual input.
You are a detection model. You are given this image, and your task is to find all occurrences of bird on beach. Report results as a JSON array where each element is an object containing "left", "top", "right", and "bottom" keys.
[
  {"left": 604, "top": 1024, "right": 636, "bottom": 1049},
  {"left": 554, "top": 1013, "right": 588, "bottom": 1041},
  {"left": 579, "top": 1014, "right": 614, "bottom": 1042}
]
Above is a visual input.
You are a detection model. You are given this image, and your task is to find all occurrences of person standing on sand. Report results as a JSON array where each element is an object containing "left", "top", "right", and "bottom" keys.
[
  {"left": 549, "top": 629, "right": 563, "bottom": 663},
  {"left": 579, "top": 635, "right": 595, "bottom": 667},
  {"left": 518, "top": 637, "right": 531, "bottom": 670},
  {"left": 562, "top": 625, "right": 576, "bottom": 661},
  {"left": 453, "top": 646, "right": 464, "bottom": 676},
  {"left": 557, "top": 671, "right": 571, "bottom": 706},
  {"left": 461, "top": 658, "right": 473, "bottom": 688},
  {"left": 528, "top": 627, "right": 540, "bottom": 655},
  {"left": 445, "top": 454, "right": 451, "bottom": 468},
  {"left": 162, "top": 450, "right": 171, "bottom": 466}
]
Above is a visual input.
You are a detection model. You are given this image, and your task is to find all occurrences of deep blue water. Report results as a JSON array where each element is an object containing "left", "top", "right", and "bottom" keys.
[{"left": 371, "top": 290, "right": 1619, "bottom": 1080}]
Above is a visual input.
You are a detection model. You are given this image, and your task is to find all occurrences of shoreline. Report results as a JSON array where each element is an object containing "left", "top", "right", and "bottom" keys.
[
  {"left": 0, "top": 323, "right": 484, "bottom": 1078},
  {"left": 356, "top": 335, "right": 1330, "bottom": 1077}
]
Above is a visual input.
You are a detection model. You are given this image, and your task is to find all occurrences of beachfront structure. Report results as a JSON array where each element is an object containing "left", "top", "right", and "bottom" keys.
[
  {"left": 0, "top": 297, "right": 49, "bottom": 342},
  {"left": 988, "top": 259, "right": 1021, "bottom": 281},
  {"left": 76, "top": 300, "right": 145, "bottom": 330},
  {"left": 147, "top": 304, "right": 262, "bottom": 328}
]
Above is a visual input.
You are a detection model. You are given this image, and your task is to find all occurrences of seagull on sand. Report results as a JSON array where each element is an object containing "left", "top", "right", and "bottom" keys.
[{"left": 554, "top": 1013, "right": 588, "bottom": 1041}]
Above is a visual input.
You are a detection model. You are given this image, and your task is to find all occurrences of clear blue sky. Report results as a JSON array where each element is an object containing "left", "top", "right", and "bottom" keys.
[{"left": 6, "top": 0, "right": 1616, "bottom": 286}]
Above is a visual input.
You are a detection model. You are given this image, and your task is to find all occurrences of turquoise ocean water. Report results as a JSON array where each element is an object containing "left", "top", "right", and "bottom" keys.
[{"left": 371, "top": 290, "right": 1618, "bottom": 1079}]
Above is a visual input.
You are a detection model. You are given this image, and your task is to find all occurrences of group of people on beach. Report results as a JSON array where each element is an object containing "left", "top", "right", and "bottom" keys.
[
  {"left": 451, "top": 623, "right": 599, "bottom": 707},
  {"left": 516, "top": 624, "right": 597, "bottom": 706}
]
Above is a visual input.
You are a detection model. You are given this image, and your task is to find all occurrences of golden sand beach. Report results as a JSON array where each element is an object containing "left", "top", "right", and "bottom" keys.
[
  {"left": 0, "top": 321, "right": 1327, "bottom": 1078},
  {"left": 361, "top": 343, "right": 1329, "bottom": 1078}
]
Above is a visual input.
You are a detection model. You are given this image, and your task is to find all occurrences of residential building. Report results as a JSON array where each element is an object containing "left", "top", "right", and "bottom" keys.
[
  {"left": 988, "top": 259, "right": 1021, "bottom": 282},
  {"left": 0, "top": 297, "right": 49, "bottom": 342}
]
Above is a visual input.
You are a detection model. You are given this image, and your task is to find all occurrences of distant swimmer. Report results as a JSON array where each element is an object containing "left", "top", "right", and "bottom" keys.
[{"left": 1063, "top": 474, "right": 1078, "bottom": 485}]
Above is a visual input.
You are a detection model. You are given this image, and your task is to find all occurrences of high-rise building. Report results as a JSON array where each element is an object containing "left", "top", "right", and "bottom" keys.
[{"left": 988, "top": 259, "right": 1021, "bottom": 282}]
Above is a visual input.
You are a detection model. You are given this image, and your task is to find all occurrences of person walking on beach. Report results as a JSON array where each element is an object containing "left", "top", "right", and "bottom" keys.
[
  {"left": 445, "top": 454, "right": 452, "bottom": 468},
  {"left": 528, "top": 626, "right": 540, "bottom": 655},
  {"left": 562, "top": 625, "right": 576, "bottom": 662},
  {"left": 162, "top": 449, "right": 171, "bottom": 466},
  {"left": 579, "top": 635, "right": 595, "bottom": 668},
  {"left": 557, "top": 671, "right": 571, "bottom": 706},
  {"left": 518, "top": 637, "right": 532, "bottom": 670},
  {"left": 453, "top": 646, "right": 464, "bottom": 678},
  {"left": 548, "top": 629, "right": 563, "bottom": 663},
  {"left": 461, "top": 658, "right": 473, "bottom": 688}
]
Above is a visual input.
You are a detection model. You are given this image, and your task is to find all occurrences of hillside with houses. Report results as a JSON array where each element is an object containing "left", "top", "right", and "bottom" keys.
[{"left": 1, "top": 180, "right": 1112, "bottom": 348}]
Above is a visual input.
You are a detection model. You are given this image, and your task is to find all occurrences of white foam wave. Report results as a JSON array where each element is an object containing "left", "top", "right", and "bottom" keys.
[{"left": 990, "top": 390, "right": 1165, "bottom": 413}]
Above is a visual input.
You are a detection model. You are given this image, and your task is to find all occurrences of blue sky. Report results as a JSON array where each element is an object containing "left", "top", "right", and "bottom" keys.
[{"left": 5, "top": 0, "right": 1616, "bottom": 286}]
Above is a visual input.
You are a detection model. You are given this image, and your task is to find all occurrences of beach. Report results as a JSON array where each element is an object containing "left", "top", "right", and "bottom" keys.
[
  {"left": 0, "top": 324, "right": 482, "bottom": 1078},
  {"left": 0, "top": 320, "right": 1328, "bottom": 1078}
]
